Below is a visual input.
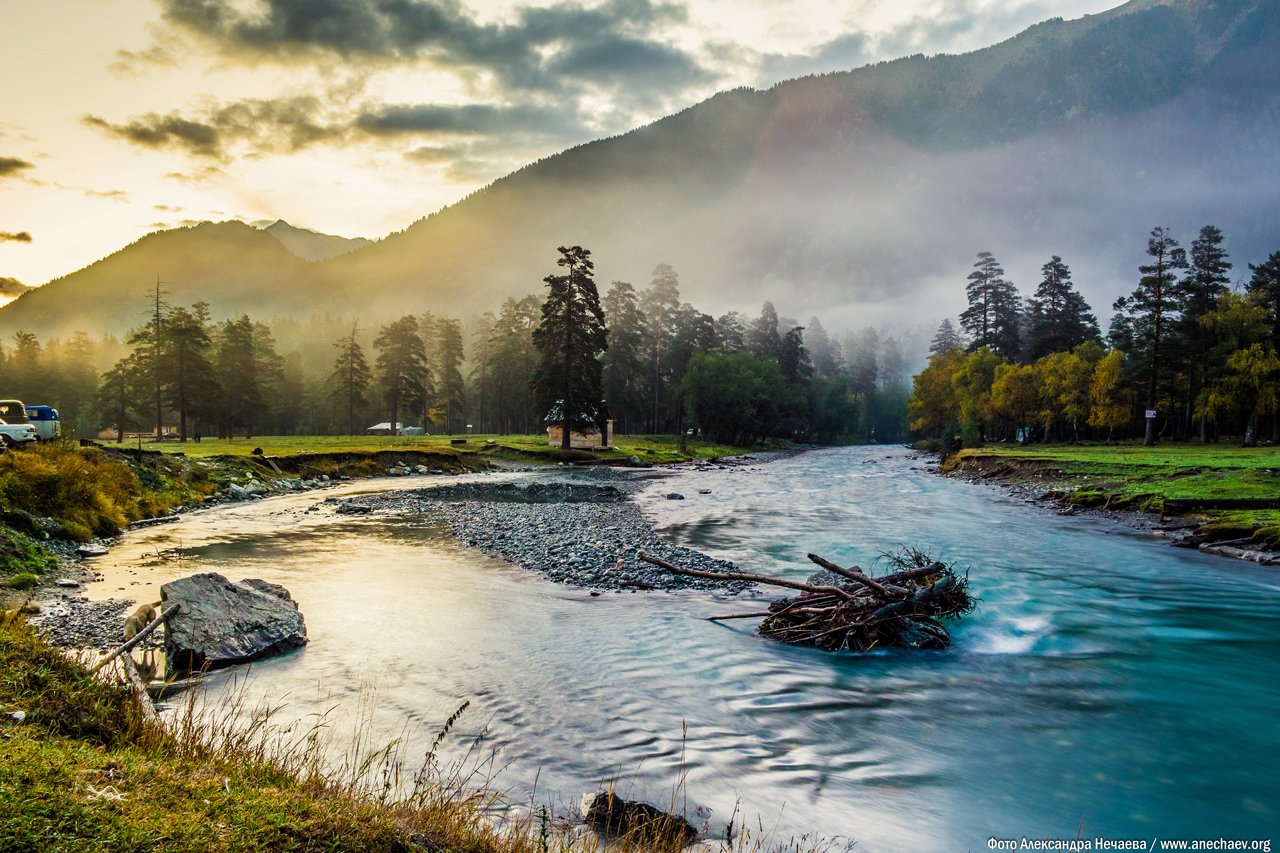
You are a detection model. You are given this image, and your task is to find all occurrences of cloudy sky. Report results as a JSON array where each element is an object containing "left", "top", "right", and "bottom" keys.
[{"left": 1, "top": 0, "right": 1119, "bottom": 286}]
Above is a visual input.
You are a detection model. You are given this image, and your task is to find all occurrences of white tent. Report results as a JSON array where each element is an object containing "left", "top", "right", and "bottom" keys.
[{"left": 365, "top": 422, "right": 422, "bottom": 435}]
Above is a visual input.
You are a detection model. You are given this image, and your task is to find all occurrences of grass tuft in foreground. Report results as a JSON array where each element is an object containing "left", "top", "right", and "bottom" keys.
[{"left": 1, "top": 615, "right": 835, "bottom": 853}]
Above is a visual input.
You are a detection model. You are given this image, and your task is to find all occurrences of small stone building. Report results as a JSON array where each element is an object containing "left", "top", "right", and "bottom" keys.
[{"left": 545, "top": 400, "right": 613, "bottom": 449}]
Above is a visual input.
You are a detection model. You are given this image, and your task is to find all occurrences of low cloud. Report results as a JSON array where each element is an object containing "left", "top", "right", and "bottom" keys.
[
  {"left": 85, "top": 112, "right": 221, "bottom": 157},
  {"left": 109, "top": 45, "right": 180, "bottom": 77},
  {"left": 85, "top": 96, "right": 343, "bottom": 159},
  {"left": 357, "top": 102, "right": 583, "bottom": 140},
  {"left": 91, "top": 93, "right": 585, "bottom": 162},
  {"left": 0, "top": 156, "right": 34, "bottom": 179},
  {"left": 0, "top": 231, "right": 33, "bottom": 243},
  {"left": 159, "top": 0, "right": 710, "bottom": 109},
  {"left": 0, "top": 277, "right": 31, "bottom": 297},
  {"left": 84, "top": 188, "right": 129, "bottom": 201},
  {"left": 165, "top": 165, "right": 226, "bottom": 185}
]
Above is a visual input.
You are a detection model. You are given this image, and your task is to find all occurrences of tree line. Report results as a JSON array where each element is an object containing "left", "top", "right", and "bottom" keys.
[
  {"left": 5, "top": 250, "right": 923, "bottom": 446},
  {"left": 911, "top": 226, "right": 1280, "bottom": 447}
]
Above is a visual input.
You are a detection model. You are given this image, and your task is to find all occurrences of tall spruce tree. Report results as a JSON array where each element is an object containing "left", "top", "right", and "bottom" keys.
[
  {"left": 601, "top": 281, "right": 647, "bottom": 434},
  {"left": 531, "top": 245, "right": 608, "bottom": 450},
  {"left": 1176, "top": 225, "right": 1232, "bottom": 438},
  {"left": 960, "top": 252, "right": 1020, "bottom": 358},
  {"left": 745, "top": 301, "right": 782, "bottom": 359},
  {"left": 327, "top": 324, "right": 371, "bottom": 435},
  {"left": 159, "top": 305, "right": 219, "bottom": 442},
  {"left": 1248, "top": 250, "right": 1280, "bottom": 352},
  {"left": 1024, "top": 255, "right": 1100, "bottom": 361},
  {"left": 432, "top": 317, "right": 466, "bottom": 434},
  {"left": 374, "top": 315, "right": 428, "bottom": 437},
  {"left": 214, "top": 316, "right": 259, "bottom": 438},
  {"left": 805, "top": 316, "right": 842, "bottom": 379},
  {"left": 1113, "top": 226, "right": 1188, "bottom": 445},
  {"left": 487, "top": 296, "right": 541, "bottom": 434},
  {"left": 640, "top": 264, "right": 681, "bottom": 433},
  {"left": 929, "top": 319, "right": 962, "bottom": 355}
]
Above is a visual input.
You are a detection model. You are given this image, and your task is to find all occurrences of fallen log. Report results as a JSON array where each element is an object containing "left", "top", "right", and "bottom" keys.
[
  {"left": 118, "top": 654, "right": 160, "bottom": 726},
  {"left": 805, "top": 553, "right": 906, "bottom": 598},
  {"left": 653, "top": 548, "right": 973, "bottom": 653},
  {"left": 638, "top": 553, "right": 855, "bottom": 600},
  {"left": 91, "top": 604, "right": 180, "bottom": 674}
]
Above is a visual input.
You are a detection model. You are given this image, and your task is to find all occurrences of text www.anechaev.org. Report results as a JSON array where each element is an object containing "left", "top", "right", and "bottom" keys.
[{"left": 987, "top": 838, "right": 1272, "bottom": 852}]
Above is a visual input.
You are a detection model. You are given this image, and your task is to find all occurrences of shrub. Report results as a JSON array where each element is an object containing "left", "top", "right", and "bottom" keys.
[
  {"left": 0, "top": 527, "right": 58, "bottom": 575},
  {"left": 3, "top": 572, "right": 38, "bottom": 590},
  {"left": 0, "top": 443, "right": 182, "bottom": 536}
]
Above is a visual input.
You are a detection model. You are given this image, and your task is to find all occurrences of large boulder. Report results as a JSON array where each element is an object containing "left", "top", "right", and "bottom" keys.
[{"left": 162, "top": 573, "right": 307, "bottom": 675}]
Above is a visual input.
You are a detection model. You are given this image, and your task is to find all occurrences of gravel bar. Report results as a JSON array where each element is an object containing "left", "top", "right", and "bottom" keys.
[{"left": 332, "top": 478, "right": 752, "bottom": 593}]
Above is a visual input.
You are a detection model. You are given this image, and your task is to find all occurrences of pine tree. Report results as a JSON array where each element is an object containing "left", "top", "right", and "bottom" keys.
[
  {"left": 374, "top": 315, "right": 428, "bottom": 437},
  {"left": 1113, "top": 227, "right": 1188, "bottom": 445},
  {"left": 805, "top": 316, "right": 842, "bottom": 378},
  {"left": 713, "top": 311, "right": 746, "bottom": 352},
  {"left": 960, "top": 252, "right": 1021, "bottom": 358},
  {"left": 1248, "top": 249, "right": 1280, "bottom": 352},
  {"left": 745, "top": 301, "right": 782, "bottom": 359},
  {"left": 252, "top": 321, "right": 286, "bottom": 434},
  {"left": 215, "top": 316, "right": 259, "bottom": 438},
  {"left": 327, "top": 324, "right": 371, "bottom": 435},
  {"left": 531, "top": 246, "right": 608, "bottom": 450},
  {"left": 432, "top": 317, "right": 466, "bottom": 434},
  {"left": 601, "top": 281, "right": 647, "bottom": 434},
  {"left": 158, "top": 305, "right": 219, "bottom": 442},
  {"left": 1175, "top": 225, "right": 1232, "bottom": 438},
  {"left": 929, "top": 319, "right": 962, "bottom": 355},
  {"left": 95, "top": 353, "right": 148, "bottom": 442},
  {"left": 487, "top": 296, "right": 540, "bottom": 434},
  {"left": 640, "top": 264, "right": 681, "bottom": 433},
  {"left": 1024, "top": 255, "right": 1100, "bottom": 361}
]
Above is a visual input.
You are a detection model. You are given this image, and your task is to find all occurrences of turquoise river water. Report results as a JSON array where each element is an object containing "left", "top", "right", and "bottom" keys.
[{"left": 87, "top": 446, "right": 1280, "bottom": 851}]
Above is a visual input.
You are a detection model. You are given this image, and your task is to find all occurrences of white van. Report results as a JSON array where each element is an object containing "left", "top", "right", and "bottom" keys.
[{"left": 0, "top": 399, "right": 38, "bottom": 446}]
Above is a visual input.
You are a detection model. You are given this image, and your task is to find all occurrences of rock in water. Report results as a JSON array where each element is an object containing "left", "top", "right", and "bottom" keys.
[
  {"left": 162, "top": 573, "right": 307, "bottom": 675},
  {"left": 584, "top": 792, "right": 698, "bottom": 847}
]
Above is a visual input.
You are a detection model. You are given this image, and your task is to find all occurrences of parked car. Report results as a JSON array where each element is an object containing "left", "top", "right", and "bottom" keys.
[
  {"left": 24, "top": 405, "right": 60, "bottom": 440},
  {"left": 0, "top": 399, "right": 38, "bottom": 447}
]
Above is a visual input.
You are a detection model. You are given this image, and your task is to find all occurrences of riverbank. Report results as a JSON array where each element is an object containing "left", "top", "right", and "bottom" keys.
[
  {"left": 942, "top": 444, "right": 1280, "bottom": 562},
  {"left": 0, "top": 612, "right": 577, "bottom": 853},
  {"left": 0, "top": 434, "right": 769, "bottom": 611},
  {"left": 0, "top": 441, "right": 746, "bottom": 852}
]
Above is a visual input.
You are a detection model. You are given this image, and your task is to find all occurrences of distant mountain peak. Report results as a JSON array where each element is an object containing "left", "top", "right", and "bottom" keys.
[{"left": 261, "top": 220, "right": 372, "bottom": 262}]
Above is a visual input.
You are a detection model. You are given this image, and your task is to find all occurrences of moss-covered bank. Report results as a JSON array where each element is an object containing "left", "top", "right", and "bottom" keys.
[{"left": 943, "top": 444, "right": 1280, "bottom": 546}]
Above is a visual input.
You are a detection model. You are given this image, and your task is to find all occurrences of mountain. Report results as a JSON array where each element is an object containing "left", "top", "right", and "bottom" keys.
[
  {"left": 0, "top": 222, "right": 313, "bottom": 336},
  {"left": 261, "top": 220, "right": 372, "bottom": 262},
  {"left": 3, "top": 0, "right": 1277, "bottom": 340}
]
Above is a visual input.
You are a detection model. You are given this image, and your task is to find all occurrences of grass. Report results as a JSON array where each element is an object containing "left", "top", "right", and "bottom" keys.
[
  {"left": 119, "top": 433, "right": 759, "bottom": 466},
  {"left": 0, "top": 614, "right": 831, "bottom": 853},
  {"left": 0, "top": 440, "right": 212, "bottom": 537},
  {"left": 945, "top": 441, "right": 1280, "bottom": 541}
]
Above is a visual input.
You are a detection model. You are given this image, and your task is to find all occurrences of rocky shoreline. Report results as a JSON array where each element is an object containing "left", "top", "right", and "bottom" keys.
[{"left": 22, "top": 454, "right": 787, "bottom": 648}]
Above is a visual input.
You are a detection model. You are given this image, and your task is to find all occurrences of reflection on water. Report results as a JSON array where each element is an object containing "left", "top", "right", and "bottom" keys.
[{"left": 87, "top": 451, "right": 1280, "bottom": 851}]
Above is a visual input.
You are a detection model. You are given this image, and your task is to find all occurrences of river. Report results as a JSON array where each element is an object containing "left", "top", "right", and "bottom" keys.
[{"left": 86, "top": 446, "right": 1280, "bottom": 851}]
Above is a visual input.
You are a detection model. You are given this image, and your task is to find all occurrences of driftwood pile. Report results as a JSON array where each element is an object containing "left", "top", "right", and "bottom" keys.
[{"left": 639, "top": 549, "right": 973, "bottom": 652}]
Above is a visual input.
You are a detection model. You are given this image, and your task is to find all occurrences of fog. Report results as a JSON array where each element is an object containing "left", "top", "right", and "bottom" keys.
[{"left": 2, "top": 0, "right": 1277, "bottom": 355}]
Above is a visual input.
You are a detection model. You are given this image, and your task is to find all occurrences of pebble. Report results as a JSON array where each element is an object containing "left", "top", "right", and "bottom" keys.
[
  {"left": 29, "top": 598, "right": 139, "bottom": 650},
  {"left": 333, "top": 477, "right": 751, "bottom": 593}
]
